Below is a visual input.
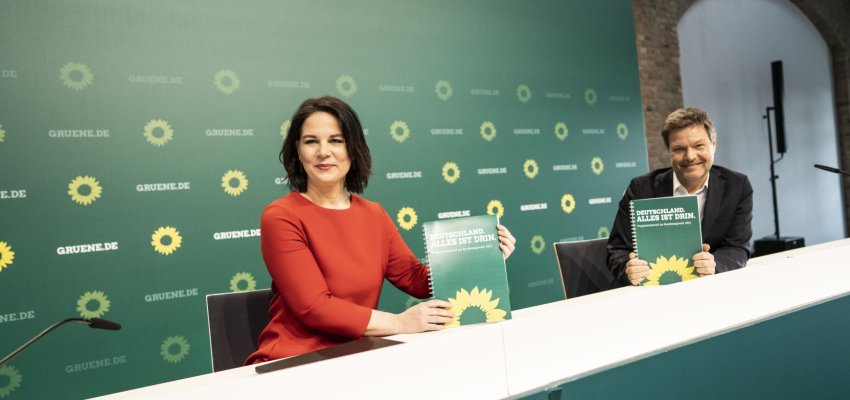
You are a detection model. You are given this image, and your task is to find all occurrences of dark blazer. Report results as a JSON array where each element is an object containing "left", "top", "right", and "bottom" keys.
[{"left": 607, "top": 165, "right": 753, "bottom": 286}]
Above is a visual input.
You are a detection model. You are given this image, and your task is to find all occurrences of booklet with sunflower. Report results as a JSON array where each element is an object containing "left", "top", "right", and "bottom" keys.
[
  {"left": 630, "top": 195, "right": 703, "bottom": 286},
  {"left": 423, "top": 215, "right": 511, "bottom": 326}
]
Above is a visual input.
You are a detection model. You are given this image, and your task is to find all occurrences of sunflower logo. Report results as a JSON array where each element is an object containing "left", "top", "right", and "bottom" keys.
[
  {"left": 523, "top": 159, "right": 539, "bottom": 179},
  {"left": 221, "top": 170, "right": 249, "bottom": 196},
  {"left": 554, "top": 122, "right": 568, "bottom": 141},
  {"left": 280, "top": 120, "right": 291, "bottom": 139},
  {"left": 560, "top": 194, "right": 576, "bottom": 214},
  {"left": 591, "top": 157, "right": 604, "bottom": 175},
  {"left": 397, "top": 207, "right": 418, "bottom": 231},
  {"left": 0, "top": 124, "right": 6, "bottom": 142},
  {"left": 60, "top": 62, "right": 93, "bottom": 91},
  {"left": 643, "top": 255, "right": 699, "bottom": 286},
  {"left": 445, "top": 287, "right": 507, "bottom": 327},
  {"left": 143, "top": 119, "right": 174, "bottom": 147},
  {"left": 161, "top": 336, "right": 190, "bottom": 364},
  {"left": 229, "top": 272, "right": 257, "bottom": 292},
  {"left": 516, "top": 84, "right": 532, "bottom": 103},
  {"left": 389, "top": 121, "right": 410, "bottom": 143},
  {"left": 597, "top": 226, "right": 610, "bottom": 239},
  {"left": 76, "top": 290, "right": 110, "bottom": 319},
  {"left": 486, "top": 199, "right": 504, "bottom": 219},
  {"left": 68, "top": 176, "right": 102, "bottom": 206},
  {"left": 336, "top": 75, "right": 357, "bottom": 98},
  {"left": 442, "top": 162, "right": 460, "bottom": 184},
  {"left": 0, "top": 241, "right": 14, "bottom": 272},
  {"left": 616, "top": 123, "right": 629, "bottom": 140},
  {"left": 151, "top": 226, "right": 182, "bottom": 255},
  {"left": 214, "top": 69, "right": 240, "bottom": 95},
  {"left": 480, "top": 121, "right": 496, "bottom": 142},
  {"left": 584, "top": 88, "right": 597, "bottom": 105},
  {"left": 0, "top": 365, "right": 22, "bottom": 398},
  {"left": 530, "top": 235, "right": 546, "bottom": 255},
  {"left": 435, "top": 80, "right": 453, "bottom": 101}
]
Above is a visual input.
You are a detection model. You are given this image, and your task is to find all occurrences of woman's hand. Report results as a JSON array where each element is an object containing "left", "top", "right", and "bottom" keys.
[
  {"left": 395, "top": 300, "right": 454, "bottom": 334},
  {"left": 365, "top": 300, "right": 454, "bottom": 336},
  {"left": 497, "top": 224, "right": 517, "bottom": 260}
]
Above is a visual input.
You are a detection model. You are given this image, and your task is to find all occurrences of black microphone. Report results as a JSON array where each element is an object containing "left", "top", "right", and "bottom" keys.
[
  {"left": 0, "top": 317, "right": 121, "bottom": 366},
  {"left": 814, "top": 164, "right": 850, "bottom": 176},
  {"left": 88, "top": 317, "right": 122, "bottom": 331}
]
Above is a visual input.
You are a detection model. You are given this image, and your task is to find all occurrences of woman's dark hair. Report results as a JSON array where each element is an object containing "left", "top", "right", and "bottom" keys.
[{"left": 280, "top": 96, "right": 372, "bottom": 193}]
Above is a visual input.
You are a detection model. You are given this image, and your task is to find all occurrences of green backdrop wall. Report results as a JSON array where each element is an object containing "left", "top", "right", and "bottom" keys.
[{"left": 0, "top": 0, "right": 647, "bottom": 398}]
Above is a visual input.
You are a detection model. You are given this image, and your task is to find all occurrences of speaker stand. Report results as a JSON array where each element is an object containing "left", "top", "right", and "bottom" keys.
[{"left": 758, "top": 107, "right": 804, "bottom": 256}]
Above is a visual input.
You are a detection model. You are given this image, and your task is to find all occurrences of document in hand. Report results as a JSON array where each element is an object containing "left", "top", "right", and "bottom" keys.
[
  {"left": 630, "top": 195, "right": 703, "bottom": 286},
  {"left": 423, "top": 215, "right": 512, "bottom": 326}
]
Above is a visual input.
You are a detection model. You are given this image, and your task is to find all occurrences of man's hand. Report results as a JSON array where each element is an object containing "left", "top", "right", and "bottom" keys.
[
  {"left": 626, "top": 252, "right": 649, "bottom": 286},
  {"left": 693, "top": 243, "right": 716, "bottom": 276}
]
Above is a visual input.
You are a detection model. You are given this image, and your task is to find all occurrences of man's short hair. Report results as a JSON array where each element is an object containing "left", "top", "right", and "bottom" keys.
[{"left": 661, "top": 107, "right": 716, "bottom": 148}]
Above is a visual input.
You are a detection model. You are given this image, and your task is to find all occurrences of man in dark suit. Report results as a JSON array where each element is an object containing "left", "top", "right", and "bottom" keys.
[{"left": 607, "top": 107, "right": 753, "bottom": 286}]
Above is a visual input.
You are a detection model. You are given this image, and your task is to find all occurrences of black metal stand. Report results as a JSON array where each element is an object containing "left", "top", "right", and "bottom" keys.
[
  {"left": 764, "top": 107, "right": 781, "bottom": 237},
  {"left": 753, "top": 107, "right": 805, "bottom": 256}
]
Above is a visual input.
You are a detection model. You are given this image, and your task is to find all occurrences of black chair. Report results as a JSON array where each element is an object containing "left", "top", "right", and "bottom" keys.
[
  {"left": 553, "top": 238, "right": 617, "bottom": 299},
  {"left": 205, "top": 288, "right": 273, "bottom": 372}
]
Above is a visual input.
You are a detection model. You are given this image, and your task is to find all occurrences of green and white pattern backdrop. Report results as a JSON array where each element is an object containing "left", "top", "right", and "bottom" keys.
[{"left": 0, "top": 0, "right": 647, "bottom": 398}]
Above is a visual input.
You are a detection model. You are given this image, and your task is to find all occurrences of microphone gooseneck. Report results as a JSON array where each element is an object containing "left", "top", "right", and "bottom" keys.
[{"left": 0, "top": 317, "right": 121, "bottom": 366}]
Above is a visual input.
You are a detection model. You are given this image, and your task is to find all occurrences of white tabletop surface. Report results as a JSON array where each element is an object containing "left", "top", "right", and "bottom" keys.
[{"left": 94, "top": 238, "right": 850, "bottom": 399}]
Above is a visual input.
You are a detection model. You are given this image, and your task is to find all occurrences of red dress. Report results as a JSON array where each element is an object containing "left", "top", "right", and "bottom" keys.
[{"left": 245, "top": 192, "right": 431, "bottom": 364}]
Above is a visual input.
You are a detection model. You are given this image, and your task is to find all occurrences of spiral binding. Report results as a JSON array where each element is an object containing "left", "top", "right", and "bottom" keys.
[
  {"left": 630, "top": 200, "right": 638, "bottom": 259},
  {"left": 423, "top": 223, "right": 435, "bottom": 299}
]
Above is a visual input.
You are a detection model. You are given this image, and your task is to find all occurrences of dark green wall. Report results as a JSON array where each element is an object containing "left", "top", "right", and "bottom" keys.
[{"left": 0, "top": 1, "right": 646, "bottom": 398}]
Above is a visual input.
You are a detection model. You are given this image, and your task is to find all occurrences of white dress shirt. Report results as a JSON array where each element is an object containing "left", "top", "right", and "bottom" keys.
[{"left": 672, "top": 172, "right": 709, "bottom": 223}]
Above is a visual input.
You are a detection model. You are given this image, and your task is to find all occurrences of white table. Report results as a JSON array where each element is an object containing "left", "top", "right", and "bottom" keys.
[{"left": 95, "top": 238, "right": 850, "bottom": 399}]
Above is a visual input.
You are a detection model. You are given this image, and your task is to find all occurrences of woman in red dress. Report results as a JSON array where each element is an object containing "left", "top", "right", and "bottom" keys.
[{"left": 246, "top": 96, "right": 516, "bottom": 363}]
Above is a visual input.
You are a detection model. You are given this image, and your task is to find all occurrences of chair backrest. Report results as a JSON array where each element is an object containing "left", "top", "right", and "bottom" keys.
[
  {"left": 205, "top": 288, "right": 273, "bottom": 372},
  {"left": 553, "top": 238, "right": 616, "bottom": 299}
]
